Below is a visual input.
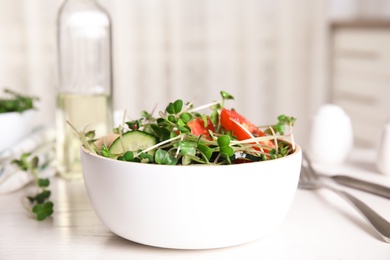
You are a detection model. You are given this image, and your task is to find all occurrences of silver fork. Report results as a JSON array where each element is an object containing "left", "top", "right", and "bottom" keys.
[{"left": 299, "top": 152, "right": 390, "bottom": 243}]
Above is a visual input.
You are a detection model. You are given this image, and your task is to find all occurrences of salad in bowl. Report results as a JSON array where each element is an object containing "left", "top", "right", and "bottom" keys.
[
  {"left": 0, "top": 89, "right": 38, "bottom": 152},
  {"left": 73, "top": 91, "right": 296, "bottom": 166},
  {"left": 75, "top": 91, "right": 301, "bottom": 249}
]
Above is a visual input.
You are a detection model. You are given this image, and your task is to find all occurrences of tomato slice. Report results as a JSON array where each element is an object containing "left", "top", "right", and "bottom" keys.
[
  {"left": 220, "top": 108, "right": 266, "bottom": 140},
  {"left": 187, "top": 117, "right": 215, "bottom": 137}
]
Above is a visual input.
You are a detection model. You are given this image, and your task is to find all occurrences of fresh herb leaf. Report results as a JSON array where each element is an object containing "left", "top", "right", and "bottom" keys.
[
  {"left": 196, "top": 143, "right": 213, "bottom": 161},
  {"left": 70, "top": 90, "right": 296, "bottom": 165},
  {"left": 38, "top": 178, "right": 50, "bottom": 188},
  {"left": 11, "top": 153, "right": 54, "bottom": 221},
  {"left": 0, "top": 89, "right": 38, "bottom": 113},
  {"left": 32, "top": 202, "right": 54, "bottom": 221},
  {"left": 123, "top": 151, "right": 134, "bottom": 161},
  {"left": 155, "top": 149, "right": 178, "bottom": 165},
  {"left": 220, "top": 91, "right": 234, "bottom": 100}
]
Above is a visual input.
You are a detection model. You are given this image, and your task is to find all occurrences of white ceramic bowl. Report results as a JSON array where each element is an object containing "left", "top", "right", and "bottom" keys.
[
  {"left": 80, "top": 134, "right": 302, "bottom": 249},
  {"left": 0, "top": 110, "right": 36, "bottom": 152}
]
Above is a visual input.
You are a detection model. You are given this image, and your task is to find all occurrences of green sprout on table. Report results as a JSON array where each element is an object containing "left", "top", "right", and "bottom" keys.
[{"left": 12, "top": 153, "right": 54, "bottom": 221}]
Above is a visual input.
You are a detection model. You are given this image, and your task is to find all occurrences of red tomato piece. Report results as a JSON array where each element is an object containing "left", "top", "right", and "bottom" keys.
[
  {"left": 187, "top": 117, "right": 215, "bottom": 137},
  {"left": 220, "top": 108, "right": 266, "bottom": 140},
  {"left": 220, "top": 108, "right": 274, "bottom": 150}
]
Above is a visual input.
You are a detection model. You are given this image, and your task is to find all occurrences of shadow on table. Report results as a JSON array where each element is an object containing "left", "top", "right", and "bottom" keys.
[
  {"left": 351, "top": 161, "right": 379, "bottom": 175},
  {"left": 308, "top": 189, "right": 384, "bottom": 243},
  {"left": 103, "top": 231, "right": 249, "bottom": 256}
]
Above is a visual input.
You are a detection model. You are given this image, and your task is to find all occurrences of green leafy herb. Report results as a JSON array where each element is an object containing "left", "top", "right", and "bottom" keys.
[
  {"left": 220, "top": 90, "right": 234, "bottom": 108},
  {"left": 264, "top": 114, "right": 297, "bottom": 150},
  {"left": 71, "top": 90, "right": 297, "bottom": 165},
  {"left": 217, "top": 135, "right": 235, "bottom": 164},
  {"left": 0, "top": 88, "right": 39, "bottom": 113},
  {"left": 155, "top": 149, "right": 179, "bottom": 165},
  {"left": 12, "top": 153, "right": 54, "bottom": 221},
  {"left": 32, "top": 202, "right": 54, "bottom": 221}
]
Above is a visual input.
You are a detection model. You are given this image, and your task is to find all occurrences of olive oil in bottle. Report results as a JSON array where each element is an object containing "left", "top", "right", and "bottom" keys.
[
  {"left": 56, "top": 93, "right": 111, "bottom": 180},
  {"left": 56, "top": 0, "right": 113, "bottom": 180}
]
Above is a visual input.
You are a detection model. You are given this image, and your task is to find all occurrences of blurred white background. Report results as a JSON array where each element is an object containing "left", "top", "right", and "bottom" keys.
[{"left": 1, "top": 0, "right": 390, "bottom": 148}]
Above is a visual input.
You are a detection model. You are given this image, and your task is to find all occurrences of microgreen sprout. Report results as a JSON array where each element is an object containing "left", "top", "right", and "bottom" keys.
[
  {"left": 71, "top": 90, "right": 297, "bottom": 165},
  {"left": 12, "top": 153, "right": 54, "bottom": 221},
  {"left": 264, "top": 115, "right": 297, "bottom": 150},
  {"left": 66, "top": 121, "right": 99, "bottom": 155},
  {"left": 0, "top": 88, "right": 39, "bottom": 113}
]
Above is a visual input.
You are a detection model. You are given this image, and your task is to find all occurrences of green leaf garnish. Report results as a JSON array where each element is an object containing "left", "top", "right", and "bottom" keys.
[
  {"left": 220, "top": 91, "right": 234, "bottom": 100},
  {"left": 12, "top": 153, "right": 54, "bottom": 221},
  {"left": 32, "top": 202, "right": 54, "bottom": 221},
  {"left": 70, "top": 90, "right": 296, "bottom": 166},
  {"left": 38, "top": 178, "right": 50, "bottom": 188},
  {"left": 155, "top": 149, "right": 178, "bottom": 165},
  {"left": 0, "top": 89, "right": 39, "bottom": 113}
]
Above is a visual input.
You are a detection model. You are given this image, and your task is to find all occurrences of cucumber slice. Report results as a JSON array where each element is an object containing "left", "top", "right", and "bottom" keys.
[{"left": 109, "top": 131, "right": 158, "bottom": 156}]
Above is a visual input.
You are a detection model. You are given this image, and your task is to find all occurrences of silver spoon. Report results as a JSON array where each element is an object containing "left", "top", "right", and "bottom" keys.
[
  {"left": 299, "top": 152, "right": 390, "bottom": 243},
  {"left": 304, "top": 152, "right": 390, "bottom": 199}
]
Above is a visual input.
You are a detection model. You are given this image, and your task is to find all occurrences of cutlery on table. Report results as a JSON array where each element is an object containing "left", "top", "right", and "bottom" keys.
[
  {"left": 305, "top": 152, "right": 390, "bottom": 199},
  {"left": 299, "top": 152, "right": 390, "bottom": 243},
  {"left": 317, "top": 173, "right": 390, "bottom": 199}
]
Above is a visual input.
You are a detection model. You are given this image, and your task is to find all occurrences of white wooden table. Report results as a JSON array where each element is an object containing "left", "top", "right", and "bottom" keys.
[{"left": 1, "top": 148, "right": 390, "bottom": 259}]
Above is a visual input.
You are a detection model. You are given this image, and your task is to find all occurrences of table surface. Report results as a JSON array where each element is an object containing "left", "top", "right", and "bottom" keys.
[{"left": 1, "top": 148, "right": 390, "bottom": 260}]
